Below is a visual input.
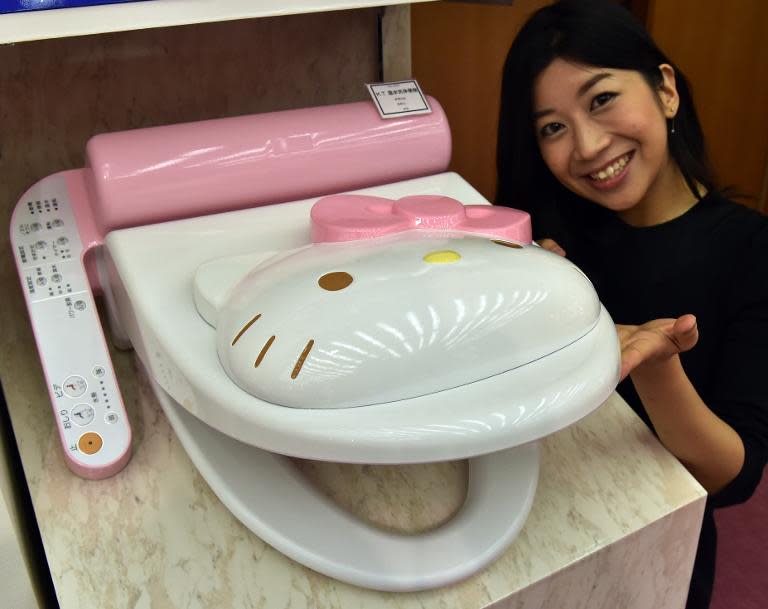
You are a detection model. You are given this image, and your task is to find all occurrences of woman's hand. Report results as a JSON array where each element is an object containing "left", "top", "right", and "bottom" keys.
[
  {"left": 536, "top": 238, "right": 566, "bottom": 256},
  {"left": 616, "top": 314, "right": 698, "bottom": 381},
  {"left": 617, "top": 313, "right": 744, "bottom": 493}
]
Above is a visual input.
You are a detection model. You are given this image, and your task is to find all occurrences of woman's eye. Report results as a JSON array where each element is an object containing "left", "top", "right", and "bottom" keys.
[
  {"left": 590, "top": 91, "right": 617, "bottom": 111},
  {"left": 539, "top": 122, "right": 564, "bottom": 138}
]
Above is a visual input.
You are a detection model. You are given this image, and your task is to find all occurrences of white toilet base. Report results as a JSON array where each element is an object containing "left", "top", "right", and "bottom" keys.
[{"left": 150, "top": 375, "right": 540, "bottom": 591}]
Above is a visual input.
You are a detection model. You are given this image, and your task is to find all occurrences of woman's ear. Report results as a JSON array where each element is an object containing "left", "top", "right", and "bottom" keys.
[{"left": 657, "top": 63, "right": 679, "bottom": 118}]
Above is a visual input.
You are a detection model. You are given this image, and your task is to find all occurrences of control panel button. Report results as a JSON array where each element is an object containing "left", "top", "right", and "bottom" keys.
[
  {"left": 57, "top": 236, "right": 69, "bottom": 246},
  {"left": 51, "top": 273, "right": 63, "bottom": 283},
  {"left": 92, "top": 365, "right": 106, "bottom": 378},
  {"left": 105, "top": 412, "right": 119, "bottom": 425},
  {"left": 71, "top": 404, "right": 95, "bottom": 426},
  {"left": 52, "top": 219, "right": 64, "bottom": 228},
  {"left": 30, "top": 222, "right": 42, "bottom": 232},
  {"left": 36, "top": 276, "right": 47, "bottom": 286},
  {"left": 62, "top": 375, "right": 87, "bottom": 398},
  {"left": 78, "top": 432, "right": 103, "bottom": 455}
]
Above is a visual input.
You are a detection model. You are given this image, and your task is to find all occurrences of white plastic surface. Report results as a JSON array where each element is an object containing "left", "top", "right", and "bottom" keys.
[
  {"left": 151, "top": 372, "right": 540, "bottom": 591},
  {"left": 105, "top": 172, "right": 620, "bottom": 463}
]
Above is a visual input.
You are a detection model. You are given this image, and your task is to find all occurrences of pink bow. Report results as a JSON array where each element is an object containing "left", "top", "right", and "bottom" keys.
[{"left": 310, "top": 194, "right": 531, "bottom": 244}]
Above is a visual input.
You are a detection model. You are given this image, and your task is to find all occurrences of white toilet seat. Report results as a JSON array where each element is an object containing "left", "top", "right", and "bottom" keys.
[
  {"left": 105, "top": 174, "right": 619, "bottom": 464},
  {"left": 151, "top": 374, "right": 540, "bottom": 592},
  {"left": 105, "top": 174, "right": 617, "bottom": 590}
]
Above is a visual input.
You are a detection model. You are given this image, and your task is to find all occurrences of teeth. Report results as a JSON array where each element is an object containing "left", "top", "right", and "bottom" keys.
[{"left": 590, "top": 154, "right": 629, "bottom": 181}]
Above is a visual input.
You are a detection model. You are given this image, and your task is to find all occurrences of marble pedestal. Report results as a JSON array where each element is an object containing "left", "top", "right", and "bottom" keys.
[{"left": 4, "top": 342, "right": 705, "bottom": 609}]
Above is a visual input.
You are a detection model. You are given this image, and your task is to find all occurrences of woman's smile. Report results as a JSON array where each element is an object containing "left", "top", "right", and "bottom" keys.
[{"left": 583, "top": 151, "right": 634, "bottom": 191}]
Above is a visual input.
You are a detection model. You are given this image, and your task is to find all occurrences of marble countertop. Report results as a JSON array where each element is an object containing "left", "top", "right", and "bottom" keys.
[{"left": 1, "top": 297, "right": 707, "bottom": 609}]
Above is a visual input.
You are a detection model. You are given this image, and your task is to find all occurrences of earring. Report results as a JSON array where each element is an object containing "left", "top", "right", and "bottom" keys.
[{"left": 669, "top": 116, "right": 676, "bottom": 135}]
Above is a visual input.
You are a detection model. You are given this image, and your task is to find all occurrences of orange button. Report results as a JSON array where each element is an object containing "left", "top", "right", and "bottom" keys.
[{"left": 78, "top": 432, "right": 103, "bottom": 455}]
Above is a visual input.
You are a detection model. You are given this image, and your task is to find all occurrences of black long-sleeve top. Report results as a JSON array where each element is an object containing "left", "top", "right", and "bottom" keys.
[{"left": 529, "top": 190, "right": 768, "bottom": 609}]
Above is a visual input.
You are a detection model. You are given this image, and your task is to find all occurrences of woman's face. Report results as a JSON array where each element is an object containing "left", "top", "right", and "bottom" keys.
[{"left": 532, "top": 59, "right": 680, "bottom": 221}]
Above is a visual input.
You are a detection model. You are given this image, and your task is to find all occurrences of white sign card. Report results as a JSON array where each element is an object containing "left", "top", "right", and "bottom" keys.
[{"left": 366, "top": 80, "right": 432, "bottom": 119}]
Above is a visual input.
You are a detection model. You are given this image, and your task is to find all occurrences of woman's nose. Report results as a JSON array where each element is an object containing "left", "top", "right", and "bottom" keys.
[{"left": 572, "top": 121, "right": 610, "bottom": 161}]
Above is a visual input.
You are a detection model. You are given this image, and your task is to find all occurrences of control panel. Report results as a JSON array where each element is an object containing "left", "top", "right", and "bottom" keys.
[{"left": 10, "top": 174, "right": 132, "bottom": 479}]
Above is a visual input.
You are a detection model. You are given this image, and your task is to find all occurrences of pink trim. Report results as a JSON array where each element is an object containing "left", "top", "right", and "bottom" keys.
[
  {"left": 66, "top": 169, "right": 103, "bottom": 252},
  {"left": 65, "top": 169, "right": 104, "bottom": 291},
  {"left": 310, "top": 194, "right": 532, "bottom": 243}
]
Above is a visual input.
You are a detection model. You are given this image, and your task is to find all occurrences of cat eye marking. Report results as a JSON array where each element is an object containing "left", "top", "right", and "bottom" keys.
[
  {"left": 319, "top": 271, "right": 353, "bottom": 291},
  {"left": 232, "top": 313, "right": 262, "bottom": 346},
  {"left": 254, "top": 336, "right": 276, "bottom": 368},
  {"left": 291, "top": 339, "right": 315, "bottom": 379},
  {"left": 493, "top": 239, "right": 523, "bottom": 249}
]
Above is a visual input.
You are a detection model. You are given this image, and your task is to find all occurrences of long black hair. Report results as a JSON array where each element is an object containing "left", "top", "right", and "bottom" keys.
[{"left": 496, "top": 0, "right": 715, "bottom": 243}]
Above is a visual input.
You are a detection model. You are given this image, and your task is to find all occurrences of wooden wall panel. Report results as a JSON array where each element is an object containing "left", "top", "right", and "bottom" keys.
[
  {"left": 646, "top": 1, "right": 768, "bottom": 210},
  {"left": 411, "top": 1, "right": 550, "bottom": 202}
]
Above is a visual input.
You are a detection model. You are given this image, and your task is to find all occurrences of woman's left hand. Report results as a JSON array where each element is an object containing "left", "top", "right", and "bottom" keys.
[{"left": 616, "top": 314, "right": 699, "bottom": 381}]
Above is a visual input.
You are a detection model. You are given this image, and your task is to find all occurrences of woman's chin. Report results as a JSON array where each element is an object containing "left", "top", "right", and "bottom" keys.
[{"left": 575, "top": 186, "right": 641, "bottom": 214}]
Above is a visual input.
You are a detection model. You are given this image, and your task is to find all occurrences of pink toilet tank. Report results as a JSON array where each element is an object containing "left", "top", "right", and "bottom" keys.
[{"left": 84, "top": 96, "right": 452, "bottom": 238}]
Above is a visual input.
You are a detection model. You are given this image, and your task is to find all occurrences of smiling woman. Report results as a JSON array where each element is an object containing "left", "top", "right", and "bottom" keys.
[
  {"left": 533, "top": 61, "right": 687, "bottom": 226},
  {"left": 496, "top": 2, "right": 768, "bottom": 609}
]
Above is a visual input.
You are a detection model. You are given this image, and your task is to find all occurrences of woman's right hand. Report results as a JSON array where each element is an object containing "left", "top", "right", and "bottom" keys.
[
  {"left": 616, "top": 314, "right": 699, "bottom": 381},
  {"left": 536, "top": 238, "right": 566, "bottom": 257}
]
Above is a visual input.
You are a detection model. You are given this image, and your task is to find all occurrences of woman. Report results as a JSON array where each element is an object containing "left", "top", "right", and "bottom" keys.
[{"left": 496, "top": 1, "right": 768, "bottom": 607}]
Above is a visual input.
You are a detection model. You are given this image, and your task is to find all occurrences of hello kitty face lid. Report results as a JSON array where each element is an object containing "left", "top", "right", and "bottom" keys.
[{"left": 195, "top": 195, "right": 600, "bottom": 409}]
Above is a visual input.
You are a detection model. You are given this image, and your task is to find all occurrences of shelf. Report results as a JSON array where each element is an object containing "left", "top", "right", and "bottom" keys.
[{"left": 0, "top": 0, "right": 433, "bottom": 45}]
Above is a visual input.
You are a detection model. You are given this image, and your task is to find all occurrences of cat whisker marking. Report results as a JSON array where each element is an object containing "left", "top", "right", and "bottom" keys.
[
  {"left": 232, "top": 313, "right": 261, "bottom": 346},
  {"left": 291, "top": 339, "right": 315, "bottom": 379},
  {"left": 254, "top": 336, "right": 276, "bottom": 367}
]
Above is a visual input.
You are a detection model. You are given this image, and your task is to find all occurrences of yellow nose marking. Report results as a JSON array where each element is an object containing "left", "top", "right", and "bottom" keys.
[{"left": 423, "top": 250, "right": 461, "bottom": 264}]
